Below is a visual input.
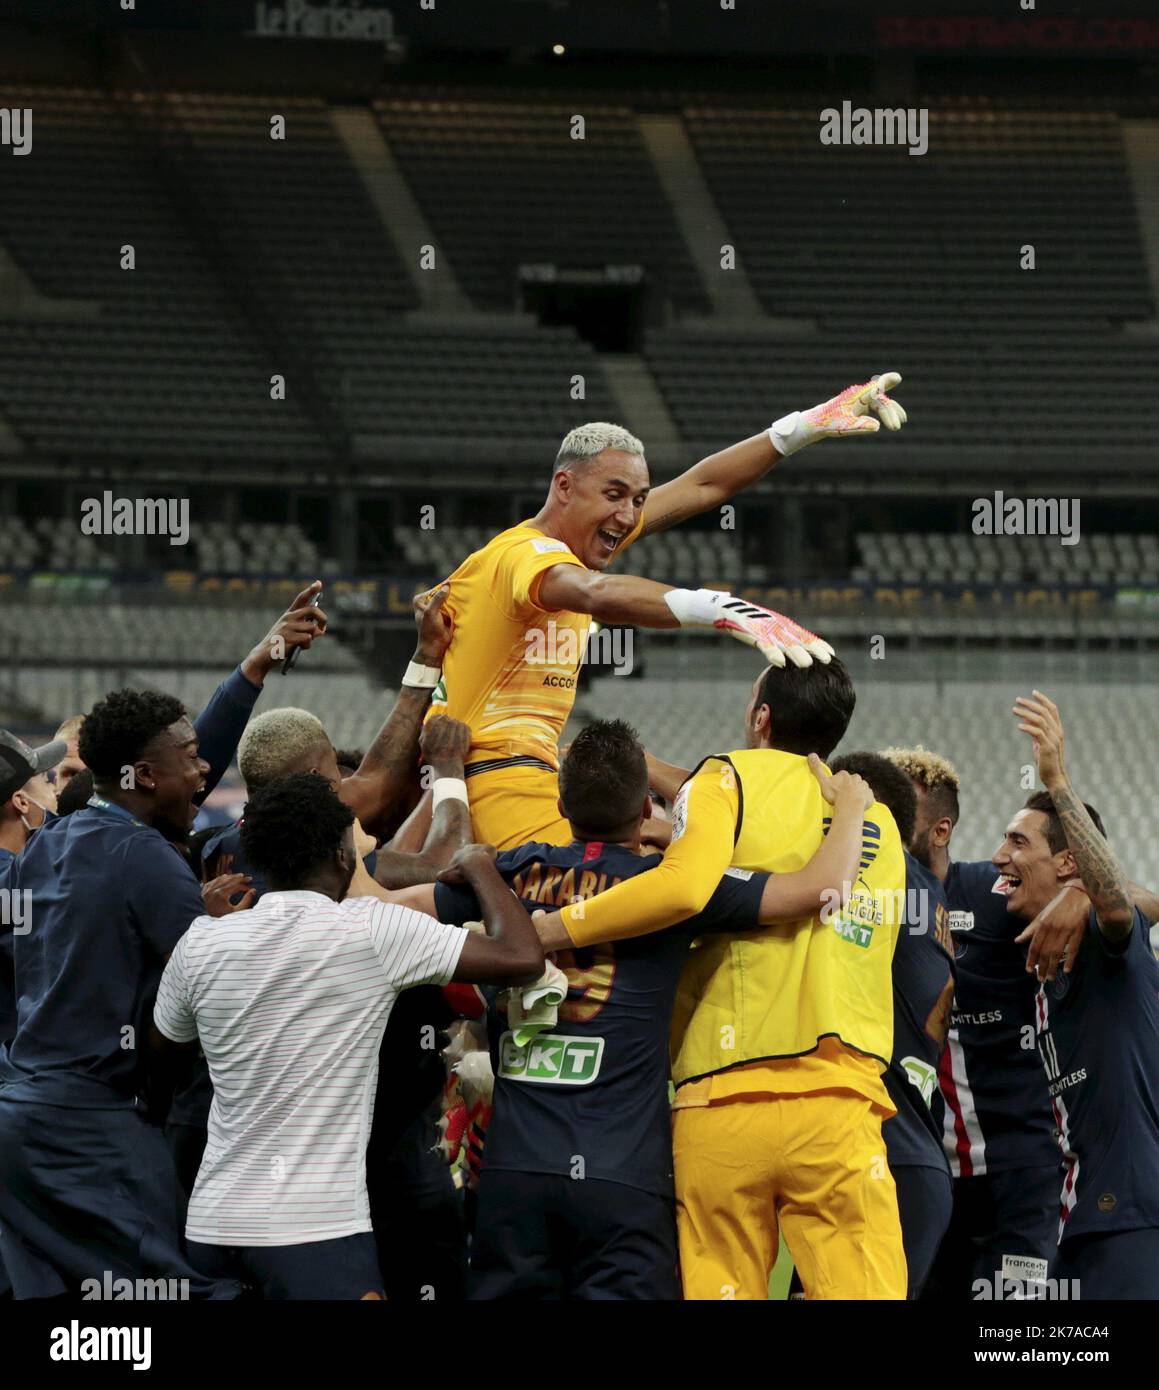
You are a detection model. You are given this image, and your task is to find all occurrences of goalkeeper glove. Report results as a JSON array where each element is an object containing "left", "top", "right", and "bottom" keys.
[
  {"left": 664, "top": 589, "right": 834, "bottom": 668},
  {"left": 770, "top": 371, "right": 907, "bottom": 458}
]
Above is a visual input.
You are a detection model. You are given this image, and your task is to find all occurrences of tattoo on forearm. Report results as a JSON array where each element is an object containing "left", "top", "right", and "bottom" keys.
[
  {"left": 642, "top": 500, "right": 700, "bottom": 536},
  {"left": 360, "top": 688, "right": 429, "bottom": 776},
  {"left": 1052, "top": 782, "right": 1132, "bottom": 922}
]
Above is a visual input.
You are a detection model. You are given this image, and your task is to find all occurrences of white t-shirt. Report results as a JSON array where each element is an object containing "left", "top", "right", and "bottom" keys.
[{"left": 153, "top": 890, "right": 467, "bottom": 1247}]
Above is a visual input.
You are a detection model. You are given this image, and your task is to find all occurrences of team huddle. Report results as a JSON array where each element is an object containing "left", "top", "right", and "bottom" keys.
[{"left": 1, "top": 374, "right": 1156, "bottom": 1300}]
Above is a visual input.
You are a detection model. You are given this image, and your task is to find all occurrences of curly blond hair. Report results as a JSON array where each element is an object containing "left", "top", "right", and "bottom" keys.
[{"left": 880, "top": 744, "right": 960, "bottom": 824}]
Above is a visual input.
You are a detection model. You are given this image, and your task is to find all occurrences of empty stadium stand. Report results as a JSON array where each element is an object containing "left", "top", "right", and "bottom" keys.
[
  {"left": 647, "top": 99, "right": 1159, "bottom": 469},
  {"left": 5, "top": 603, "right": 363, "bottom": 670},
  {"left": 853, "top": 532, "right": 1159, "bottom": 585},
  {"left": 3, "top": 85, "right": 1158, "bottom": 481},
  {"left": 0, "top": 86, "right": 327, "bottom": 464},
  {"left": 373, "top": 92, "right": 711, "bottom": 316}
]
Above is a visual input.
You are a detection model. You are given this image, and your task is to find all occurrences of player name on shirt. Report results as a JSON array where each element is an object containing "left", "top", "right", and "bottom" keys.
[{"left": 434, "top": 840, "right": 768, "bottom": 1197}]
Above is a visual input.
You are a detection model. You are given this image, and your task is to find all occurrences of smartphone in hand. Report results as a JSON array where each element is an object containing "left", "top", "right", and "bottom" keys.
[{"left": 282, "top": 587, "right": 323, "bottom": 674}]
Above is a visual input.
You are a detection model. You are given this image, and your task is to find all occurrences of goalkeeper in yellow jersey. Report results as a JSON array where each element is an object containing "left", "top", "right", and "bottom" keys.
[
  {"left": 418, "top": 373, "right": 906, "bottom": 850},
  {"left": 535, "top": 658, "right": 909, "bottom": 1299}
]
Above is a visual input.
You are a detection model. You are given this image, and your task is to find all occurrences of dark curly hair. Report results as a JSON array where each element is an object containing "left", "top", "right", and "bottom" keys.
[
  {"left": 830, "top": 750, "right": 917, "bottom": 846},
  {"left": 333, "top": 748, "right": 366, "bottom": 775},
  {"left": 78, "top": 688, "right": 187, "bottom": 779},
  {"left": 241, "top": 772, "right": 355, "bottom": 884}
]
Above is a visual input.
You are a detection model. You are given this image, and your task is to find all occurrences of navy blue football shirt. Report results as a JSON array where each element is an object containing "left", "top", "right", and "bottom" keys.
[
  {"left": 939, "top": 859, "right": 1058, "bottom": 1176},
  {"left": 883, "top": 852, "right": 955, "bottom": 1173},
  {"left": 1035, "top": 905, "right": 1159, "bottom": 1244},
  {"left": 0, "top": 798, "right": 205, "bottom": 1108},
  {"left": 0, "top": 665, "right": 261, "bottom": 1057},
  {"left": 435, "top": 839, "right": 769, "bottom": 1197}
]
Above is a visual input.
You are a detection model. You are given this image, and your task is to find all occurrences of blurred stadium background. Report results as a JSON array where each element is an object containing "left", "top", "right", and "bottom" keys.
[{"left": 1, "top": 0, "right": 1159, "bottom": 875}]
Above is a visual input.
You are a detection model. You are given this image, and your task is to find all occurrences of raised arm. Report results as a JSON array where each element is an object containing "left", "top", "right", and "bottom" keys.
[
  {"left": 1014, "top": 691, "right": 1135, "bottom": 943},
  {"left": 640, "top": 373, "right": 906, "bottom": 537},
  {"left": 537, "top": 565, "right": 831, "bottom": 667},
  {"left": 192, "top": 580, "right": 328, "bottom": 799},
  {"left": 367, "top": 716, "right": 473, "bottom": 891},
  {"left": 340, "top": 586, "right": 453, "bottom": 839}
]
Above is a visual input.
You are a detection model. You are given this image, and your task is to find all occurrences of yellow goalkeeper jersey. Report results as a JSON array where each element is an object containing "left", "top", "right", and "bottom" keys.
[
  {"left": 432, "top": 519, "right": 640, "bottom": 768},
  {"left": 561, "top": 747, "right": 905, "bottom": 1100}
]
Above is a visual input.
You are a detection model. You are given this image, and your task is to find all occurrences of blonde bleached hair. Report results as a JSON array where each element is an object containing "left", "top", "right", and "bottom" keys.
[
  {"left": 554, "top": 422, "right": 645, "bottom": 473},
  {"left": 239, "top": 707, "right": 331, "bottom": 791},
  {"left": 879, "top": 744, "right": 961, "bottom": 795},
  {"left": 55, "top": 714, "right": 85, "bottom": 742}
]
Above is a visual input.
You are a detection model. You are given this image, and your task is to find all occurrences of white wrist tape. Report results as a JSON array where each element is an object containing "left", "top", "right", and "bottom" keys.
[
  {"left": 432, "top": 777, "right": 468, "bottom": 809},
  {"left": 402, "top": 660, "right": 442, "bottom": 689},
  {"left": 768, "top": 410, "right": 814, "bottom": 459},
  {"left": 663, "top": 588, "right": 737, "bottom": 628}
]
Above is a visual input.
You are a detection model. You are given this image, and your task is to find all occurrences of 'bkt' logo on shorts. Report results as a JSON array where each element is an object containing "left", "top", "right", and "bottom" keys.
[{"left": 498, "top": 1032, "right": 604, "bottom": 1085}]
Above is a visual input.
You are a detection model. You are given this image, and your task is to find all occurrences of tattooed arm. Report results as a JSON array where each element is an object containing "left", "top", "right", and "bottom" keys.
[
  {"left": 1014, "top": 691, "right": 1135, "bottom": 943},
  {"left": 363, "top": 715, "right": 474, "bottom": 893}
]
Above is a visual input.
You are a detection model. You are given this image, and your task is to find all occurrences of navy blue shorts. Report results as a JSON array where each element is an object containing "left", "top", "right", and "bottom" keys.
[
  {"left": 0, "top": 1098, "right": 237, "bottom": 1300},
  {"left": 469, "top": 1169, "right": 681, "bottom": 1300},
  {"left": 1051, "top": 1227, "right": 1159, "bottom": 1300},
  {"left": 893, "top": 1164, "right": 953, "bottom": 1299},
  {"left": 369, "top": 1110, "right": 466, "bottom": 1302},
  {"left": 188, "top": 1232, "right": 383, "bottom": 1300},
  {"left": 922, "top": 1164, "right": 1060, "bottom": 1300}
]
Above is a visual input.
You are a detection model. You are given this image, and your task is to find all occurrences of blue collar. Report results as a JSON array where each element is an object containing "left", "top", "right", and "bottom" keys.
[{"left": 86, "top": 794, "right": 146, "bottom": 829}]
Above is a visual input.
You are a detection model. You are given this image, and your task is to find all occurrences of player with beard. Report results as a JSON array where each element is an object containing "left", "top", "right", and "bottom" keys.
[
  {"left": 427, "top": 375, "right": 906, "bottom": 851},
  {"left": 999, "top": 692, "right": 1159, "bottom": 1297},
  {"left": 0, "top": 690, "right": 239, "bottom": 1299},
  {"left": 882, "top": 743, "right": 1158, "bottom": 1299}
]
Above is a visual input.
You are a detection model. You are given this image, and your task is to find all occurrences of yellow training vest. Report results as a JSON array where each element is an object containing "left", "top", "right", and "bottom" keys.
[{"left": 670, "top": 747, "right": 905, "bottom": 1088}]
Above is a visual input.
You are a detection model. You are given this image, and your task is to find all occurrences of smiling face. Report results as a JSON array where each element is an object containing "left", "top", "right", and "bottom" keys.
[
  {"left": 553, "top": 450, "right": 649, "bottom": 571},
  {"left": 991, "top": 807, "right": 1070, "bottom": 921},
  {"left": 141, "top": 717, "right": 209, "bottom": 840}
]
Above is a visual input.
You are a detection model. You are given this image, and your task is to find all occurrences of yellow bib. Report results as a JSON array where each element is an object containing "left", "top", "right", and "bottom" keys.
[{"left": 670, "top": 747, "right": 905, "bottom": 1087}]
